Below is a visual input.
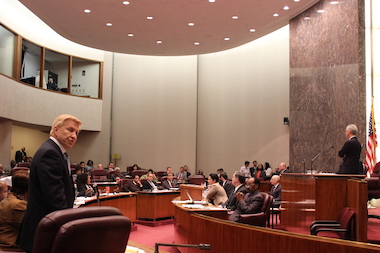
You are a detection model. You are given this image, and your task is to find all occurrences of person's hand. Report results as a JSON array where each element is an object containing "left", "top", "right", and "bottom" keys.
[{"left": 236, "top": 192, "right": 244, "bottom": 201}]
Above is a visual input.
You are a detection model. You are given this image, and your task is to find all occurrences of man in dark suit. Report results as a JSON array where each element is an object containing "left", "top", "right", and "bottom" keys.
[
  {"left": 229, "top": 177, "right": 264, "bottom": 222},
  {"left": 337, "top": 124, "right": 362, "bottom": 174},
  {"left": 162, "top": 172, "right": 178, "bottom": 189},
  {"left": 17, "top": 114, "right": 82, "bottom": 252},
  {"left": 15, "top": 147, "right": 27, "bottom": 163},
  {"left": 270, "top": 175, "right": 282, "bottom": 201},
  {"left": 142, "top": 173, "right": 158, "bottom": 190},
  {"left": 219, "top": 172, "right": 234, "bottom": 198},
  {"left": 249, "top": 160, "right": 258, "bottom": 177},
  {"left": 122, "top": 175, "right": 143, "bottom": 192},
  {"left": 224, "top": 172, "right": 248, "bottom": 211}
]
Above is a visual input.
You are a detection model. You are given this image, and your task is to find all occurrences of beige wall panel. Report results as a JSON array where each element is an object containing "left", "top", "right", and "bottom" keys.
[
  {"left": 111, "top": 54, "right": 198, "bottom": 173},
  {"left": 197, "top": 26, "right": 290, "bottom": 176}
]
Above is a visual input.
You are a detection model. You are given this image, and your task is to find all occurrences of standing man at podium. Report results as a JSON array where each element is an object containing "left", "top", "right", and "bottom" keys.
[{"left": 337, "top": 124, "right": 362, "bottom": 174}]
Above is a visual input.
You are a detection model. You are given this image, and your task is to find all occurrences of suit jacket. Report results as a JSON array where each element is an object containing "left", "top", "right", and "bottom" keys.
[
  {"left": 17, "top": 139, "right": 75, "bottom": 252},
  {"left": 122, "top": 180, "right": 143, "bottom": 192},
  {"left": 270, "top": 184, "right": 282, "bottom": 201},
  {"left": 15, "top": 150, "right": 26, "bottom": 163},
  {"left": 162, "top": 179, "right": 178, "bottom": 189},
  {"left": 77, "top": 183, "right": 96, "bottom": 197},
  {"left": 224, "top": 184, "right": 248, "bottom": 211},
  {"left": 142, "top": 180, "right": 157, "bottom": 190},
  {"left": 338, "top": 137, "right": 362, "bottom": 174},
  {"left": 206, "top": 183, "right": 228, "bottom": 205},
  {"left": 221, "top": 180, "right": 235, "bottom": 198},
  {"left": 229, "top": 190, "right": 264, "bottom": 222}
]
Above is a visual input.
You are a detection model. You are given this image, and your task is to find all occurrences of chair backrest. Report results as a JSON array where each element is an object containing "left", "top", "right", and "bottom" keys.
[
  {"left": 11, "top": 167, "right": 30, "bottom": 175},
  {"left": 91, "top": 169, "right": 108, "bottom": 182},
  {"left": 17, "top": 162, "right": 31, "bottom": 168},
  {"left": 132, "top": 170, "right": 147, "bottom": 177},
  {"left": 338, "top": 208, "right": 355, "bottom": 239},
  {"left": 120, "top": 178, "right": 131, "bottom": 190},
  {"left": 188, "top": 175, "right": 206, "bottom": 185},
  {"left": 33, "top": 206, "right": 129, "bottom": 253}
]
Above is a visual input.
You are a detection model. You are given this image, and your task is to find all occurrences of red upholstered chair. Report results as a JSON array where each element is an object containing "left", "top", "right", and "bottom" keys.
[
  {"left": 240, "top": 192, "right": 274, "bottom": 227},
  {"left": 11, "top": 167, "right": 30, "bottom": 175},
  {"left": 32, "top": 206, "right": 131, "bottom": 253},
  {"left": 187, "top": 175, "right": 206, "bottom": 185},
  {"left": 91, "top": 169, "right": 108, "bottom": 182},
  {"left": 310, "top": 207, "right": 355, "bottom": 240},
  {"left": 132, "top": 169, "right": 147, "bottom": 177},
  {"left": 371, "top": 162, "right": 380, "bottom": 177},
  {"left": 17, "top": 162, "right": 31, "bottom": 168},
  {"left": 366, "top": 177, "right": 380, "bottom": 200}
]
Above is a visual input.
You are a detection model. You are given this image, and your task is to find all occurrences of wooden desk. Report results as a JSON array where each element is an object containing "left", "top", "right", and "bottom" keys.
[
  {"left": 75, "top": 192, "right": 137, "bottom": 222},
  {"left": 94, "top": 182, "right": 119, "bottom": 193},
  {"left": 173, "top": 206, "right": 380, "bottom": 253},
  {"left": 136, "top": 190, "right": 180, "bottom": 221},
  {"left": 179, "top": 184, "right": 204, "bottom": 201},
  {"left": 281, "top": 173, "right": 367, "bottom": 241}
]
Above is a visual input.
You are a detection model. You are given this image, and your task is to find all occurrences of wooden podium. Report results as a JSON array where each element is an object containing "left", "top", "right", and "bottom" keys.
[{"left": 179, "top": 184, "right": 205, "bottom": 201}]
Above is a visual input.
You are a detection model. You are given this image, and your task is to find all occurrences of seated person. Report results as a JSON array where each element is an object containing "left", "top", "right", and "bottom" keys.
[
  {"left": 229, "top": 177, "right": 263, "bottom": 222},
  {"left": 142, "top": 173, "right": 158, "bottom": 190},
  {"left": 219, "top": 172, "right": 234, "bottom": 198},
  {"left": 224, "top": 172, "right": 248, "bottom": 211},
  {"left": 106, "top": 162, "right": 115, "bottom": 172},
  {"left": 253, "top": 164, "right": 266, "bottom": 180},
  {"left": 140, "top": 169, "right": 158, "bottom": 182},
  {"left": 0, "top": 180, "right": 8, "bottom": 202},
  {"left": 72, "top": 166, "right": 83, "bottom": 183},
  {"left": 122, "top": 175, "right": 143, "bottom": 192},
  {"left": 176, "top": 167, "right": 188, "bottom": 181},
  {"left": 270, "top": 175, "right": 282, "bottom": 204},
  {"left": 76, "top": 173, "right": 96, "bottom": 197},
  {"left": 110, "top": 167, "right": 122, "bottom": 181},
  {"left": 162, "top": 172, "right": 178, "bottom": 189},
  {"left": 0, "top": 170, "right": 29, "bottom": 251},
  {"left": 197, "top": 169, "right": 206, "bottom": 178},
  {"left": 206, "top": 173, "right": 228, "bottom": 205},
  {"left": 161, "top": 167, "right": 173, "bottom": 177}
]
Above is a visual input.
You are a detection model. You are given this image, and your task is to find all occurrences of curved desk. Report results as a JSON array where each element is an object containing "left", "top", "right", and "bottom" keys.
[
  {"left": 75, "top": 192, "right": 137, "bottom": 222},
  {"left": 173, "top": 203, "right": 380, "bottom": 253}
]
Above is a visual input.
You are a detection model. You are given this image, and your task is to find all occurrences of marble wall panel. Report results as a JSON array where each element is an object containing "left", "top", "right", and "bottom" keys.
[{"left": 289, "top": 0, "right": 365, "bottom": 173}]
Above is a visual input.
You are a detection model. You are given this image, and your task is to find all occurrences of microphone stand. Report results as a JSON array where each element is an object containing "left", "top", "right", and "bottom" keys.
[
  {"left": 310, "top": 146, "right": 334, "bottom": 173},
  {"left": 93, "top": 184, "right": 101, "bottom": 206}
]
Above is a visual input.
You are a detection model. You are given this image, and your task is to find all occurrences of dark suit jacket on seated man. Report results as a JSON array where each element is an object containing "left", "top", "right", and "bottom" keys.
[
  {"left": 224, "top": 172, "right": 248, "bottom": 211},
  {"left": 17, "top": 114, "right": 82, "bottom": 252},
  {"left": 162, "top": 173, "right": 178, "bottom": 189},
  {"left": 122, "top": 175, "right": 143, "bottom": 192},
  {"left": 142, "top": 173, "right": 158, "bottom": 190},
  {"left": 229, "top": 177, "right": 264, "bottom": 222},
  {"left": 337, "top": 124, "right": 362, "bottom": 174}
]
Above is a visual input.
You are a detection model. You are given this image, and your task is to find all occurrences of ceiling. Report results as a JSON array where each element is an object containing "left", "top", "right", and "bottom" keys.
[{"left": 19, "top": 0, "right": 319, "bottom": 56}]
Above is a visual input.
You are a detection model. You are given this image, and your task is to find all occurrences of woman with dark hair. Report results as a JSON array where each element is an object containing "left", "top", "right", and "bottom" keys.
[
  {"left": 86, "top": 160, "right": 94, "bottom": 171},
  {"left": 0, "top": 170, "right": 29, "bottom": 251},
  {"left": 254, "top": 164, "right": 267, "bottom": 180},
  {"left": 76, "top": 173, "right": 96, "bottom": 197},
  {"left": 264, "top": 162, "right": 273, "bottom": 178},
  {"left": 206, "top": 173, "right": 227, "bottom": 205}
]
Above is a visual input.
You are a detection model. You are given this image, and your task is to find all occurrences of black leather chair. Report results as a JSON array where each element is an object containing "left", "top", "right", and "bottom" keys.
[{"left": 33, "top": 206, "right": 131, "bottom": 253}]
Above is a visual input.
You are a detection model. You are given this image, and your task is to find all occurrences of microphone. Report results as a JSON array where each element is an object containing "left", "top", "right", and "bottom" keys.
[
  {"left": 93, "top": 184, "right": 101, "bottom": 206},
  {"left": 310, "top": 146, "right": 334, "bottom": 173}
]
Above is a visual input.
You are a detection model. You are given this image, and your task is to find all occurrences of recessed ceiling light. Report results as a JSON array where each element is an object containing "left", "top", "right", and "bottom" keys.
[
  {"left": 188, "top": 23, "right": 195, "bottom": 26},
  {"left": 273, "top": 13, "right": 279, "bottom": 17},
  {"left": 283, "top": 6, "right": 290, "bottom": 10},
  {"left": 157, "top": 40, "right": 162, "bottom": 44},
  {"left": 294, "top": 0, "right": 300, "bottom": 2},
  {"left": 128, "top": 33, "right": 133, "bottom": 37},
  {"left": 147, "top": 16, "right": 153, "bottom": 20},
  {"left": 330, "top": 1, "right": 339, "bottom": 4},
  {"left": 317, "top": 9, "right": 325, "bottom": 13},
  {"left": 224, "top": 37, "right": 230, "bottom": 41},
  {"left": 232, "top": 16, "right": 238, "bottom": 19},
  {"left": 209, "top": 0, "right": 216, "bottom": 2},
  {"left": 249, "top": 29, "right": 256, "bottom": 32},
  {"left": 194, "top": 42, "right": 200, "bottom": 45},
  {"left": 106, "top": 23, "right": 112, "bottom": 26},
  {"left": 123, "top": 1, "right": 130, "bottom": 5},
  {"left": 84, "top": 9, "right": 91, "bottom": 13},
  {"left": 304, "top": 17, "right": 311, "bottom": 20}
]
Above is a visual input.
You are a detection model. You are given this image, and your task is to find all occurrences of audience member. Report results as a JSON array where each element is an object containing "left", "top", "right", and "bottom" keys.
[
  {"left": 229, "top": 177, "right": 263, "bottom": 222},
  {"left": 217, "top": 168, "right": 224, "bottom": 178},
  {"left": 15, "top": 147, "right": 27, "bottom": 163},
  {"left": 224, "top": 172, "right": 248, "bottom": 211},
  {"left": 254, "top": 164, "right": 266, "bottom": 180},
  {"left": 72, "top": 166, "right": 83, "bottom": 183},
  {"left": 97, "top": 164, "right": 104, "bottom": 170},
  {"left": 162, "top": 172, "right": 178, "bottom": 189},
  {"left": 206, "top": 173, "right": 228, "bottom": 205},
  {"left": 176, "top": 167, "right": 188, "bottom": 180},
  {"left": 122, "top": 175, "right": 143, "bottom": 192},
  {"left": 274, "top": 162, "right": 288, "bottom": 175},
  {"left": 264, "top": 162, "right": 273, "bottom": 178},
  {"left": 249, "top": 160, "right": 258, "bottom": 177},
  {"left": 107, "top": 162, "right": 115, "bottom": 172},
  {"left": 110, "top": 167, "right": 122, "bottom": 182},
  {"left": 0, "top": 181, "right": 8, "bottom": 202},
  {"left": 142, "top": 173, "right": 158, "bottom": 190},
  {"left": 0, "top": 170, "right": 29, "bottom": 251},
  {"left": 76, "top": 173, "right": 96, "bottom": 197},
  {"left": 162, "top": 167, "right": 173, "bottom": 177},
  {"left": 219, "top": 172, "right": 234, "bottom": 198},
  {"left": 240, "top": 161, "right": 251, "bottom": 178},
  {"left": 197, "top": 169, "right": 205, "bottom": 178},
  {"left": 140, "top": 169, "right": 158, "bottom": 182},
  {"left": 4, "top": 160, "right": 17, "bottom": 175},
  {"left": 270, "top": 175, "right": 282, "bottom": 202},
  {"left": 78, "top": 161, "right": 86, "bottom": 172},
  {"left": 47, "top": 77, "right": 59, "bottom": 91},
  {"left": 86, "top": 160, "right": 94, "bottom": 171},
  {"left": 129, "top": 164, "right": 139, "bottom": 176},
  {"left": 184, "top": 165, "right": 191, "bottom": 178},
  {"left": 18, "top": 114, "right": 82, "bottom": 252}
]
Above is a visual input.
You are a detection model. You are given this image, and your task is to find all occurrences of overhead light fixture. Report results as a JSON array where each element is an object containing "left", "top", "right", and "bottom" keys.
[
  {"left": 294, "top": 0, "right": 300, "bottom": 2},
  {"left": 147, "top": 16, "right": 153, "bottom": 20},
  {"left": 84, "top": 9, "right": 91, "bottom": 13},
  {"left": 194, "top": 42, "right": 200, "bottom": 45},
  {"left": 249, "top": 29, "right": 256, "bottom": 32},
  {"left": 283, "top": 6, "right": 290, "bottom": 10},
  {"left": 232, "top": 16, "right": 238, "bottom": 19},
  {"left": 304, "top": 17, "right": 311, "bottom": 20},
  {"left": 317, "top": 9, "right": 325, "bottom": 13},
  {"left": 188, "top": 23, "right": 195, "bottom": 26},
  {"left": 123, "top": 1, "right": 130, "bottom": 5},
  {"left": 273, "top": 13, "right": 279, "bottom": 17},
  {"left": 224, "top": 37, "right": 230, "bottom": 41},
  {"left": 128, "top": 33, "right": 133, "bottom": 37},
  {"left": 330, "top": 1, "right": 339, "bottom": 4},
  {"left": 106, "top": 23, "right": 112, "bottom": 26},
  {"left": 157, "top": 40, "right": 162, "bottom": 44},
  {"left": 209, "top": 0, "right": 216, "bottom": 2}
]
